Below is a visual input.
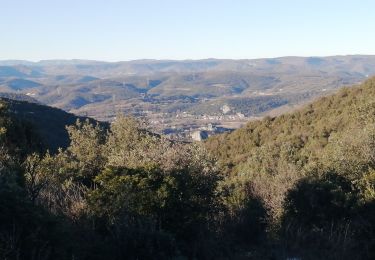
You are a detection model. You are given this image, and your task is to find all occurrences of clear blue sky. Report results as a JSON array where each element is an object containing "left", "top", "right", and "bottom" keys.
[{"left": 1, "top": 0, "right": 375, "bottom": 61}]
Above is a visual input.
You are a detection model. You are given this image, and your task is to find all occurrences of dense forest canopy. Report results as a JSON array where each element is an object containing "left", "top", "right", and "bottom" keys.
[{"left": 1, "top": 78, "right": 375, "bottom": 259}]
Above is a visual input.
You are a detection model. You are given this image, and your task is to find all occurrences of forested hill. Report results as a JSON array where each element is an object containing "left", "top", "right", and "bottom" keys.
[
  {"left": 206, "top": 76, "right": 375, "bottom": 172},
  {"left": 0, "top": 98, "right": 99, "bottom": 152},
  {"left": 203, "top": 77, "right": 375, "bottom": 258},
  {"left": 1, "top": 78, "right": 375, "bottom": 259}
]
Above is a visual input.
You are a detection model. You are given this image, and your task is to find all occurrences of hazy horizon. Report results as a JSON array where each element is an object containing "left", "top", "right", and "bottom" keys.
[{"left": 1, "top": 53, "right": 375, "bottom": 63}]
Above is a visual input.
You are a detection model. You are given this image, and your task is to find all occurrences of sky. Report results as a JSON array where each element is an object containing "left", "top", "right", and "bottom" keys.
[{"left": 1, "top": 0, "right": 375, "bottom": 61}]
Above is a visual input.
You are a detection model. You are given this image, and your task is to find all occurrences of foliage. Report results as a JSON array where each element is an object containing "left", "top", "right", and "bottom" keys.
[
  {"left": 3, "top": 78, "right": 375, "bottom": 259},
  {"left": 205, "top": 77, "right": 375, "bottom": 258}
]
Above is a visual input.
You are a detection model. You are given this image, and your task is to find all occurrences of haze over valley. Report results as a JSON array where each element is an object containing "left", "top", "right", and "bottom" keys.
[{"left": 1, "top": 55, "right": 374, "bottom": 140}]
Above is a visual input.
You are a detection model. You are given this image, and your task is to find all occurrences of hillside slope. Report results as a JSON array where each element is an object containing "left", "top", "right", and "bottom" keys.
[
  {"left": 1, "top": 98, "right": 100, "bottom": 151},
  {"left": 204, "top": 77, "right": 375, "bottom": 258},
  {"left": 206, "top": 77, "right": 375, "bottom": 171}
]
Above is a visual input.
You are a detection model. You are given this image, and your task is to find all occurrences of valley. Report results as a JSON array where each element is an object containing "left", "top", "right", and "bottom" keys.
[{"left": 0, "top": 55, "right": 374, "bottom": 140}]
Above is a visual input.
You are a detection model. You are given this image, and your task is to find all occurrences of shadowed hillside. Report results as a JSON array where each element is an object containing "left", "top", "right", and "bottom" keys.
[{"left": 1, "top": 98, "right": 101, "bottom": 151}]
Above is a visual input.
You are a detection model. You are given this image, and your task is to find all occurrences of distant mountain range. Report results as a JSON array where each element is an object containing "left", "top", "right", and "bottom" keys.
[{"left": 0, "top": 55, "right": 374, "bottom": 128}]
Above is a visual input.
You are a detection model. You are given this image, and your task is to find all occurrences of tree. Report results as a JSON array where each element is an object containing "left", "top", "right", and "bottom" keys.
[
  {"left": 88, "top": 143, "right": 223, "bottom": 258},
  {"left": 66, "top": 119, "right": 106, "bottom": 184}
]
